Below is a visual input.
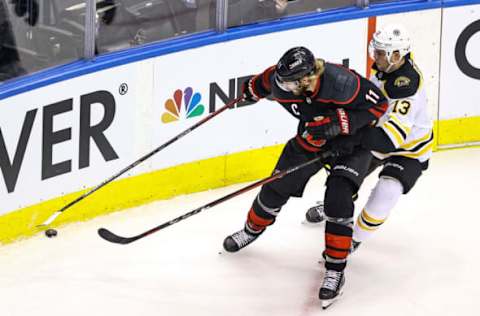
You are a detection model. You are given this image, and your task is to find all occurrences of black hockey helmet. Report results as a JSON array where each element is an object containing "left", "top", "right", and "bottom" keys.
[{"left": 275, "top": 46, "right": 316, "bottom": 82}]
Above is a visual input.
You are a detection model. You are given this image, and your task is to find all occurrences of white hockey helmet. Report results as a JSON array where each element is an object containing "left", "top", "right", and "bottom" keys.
[{"left": 369, "top": 24, "right": 411, "bottom": 63}]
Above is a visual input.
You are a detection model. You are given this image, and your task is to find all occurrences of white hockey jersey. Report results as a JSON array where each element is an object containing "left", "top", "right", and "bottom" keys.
[{"left": 369, "top": 57, "right": 433, "bottom": 162}]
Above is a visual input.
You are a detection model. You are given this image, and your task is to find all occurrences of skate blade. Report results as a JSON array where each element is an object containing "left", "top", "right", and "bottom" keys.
[
  {"left": 218, "top": 248, "right": 239, "bottom": 255},
  {"left": 218, "top": 248, "right": 231, "bottom": 255},
  {"left": 321, "top": 292, "right": 343, "bottom": 310},
  {"left": 301, "top": 219, "right": 324, "bottom": 226}
]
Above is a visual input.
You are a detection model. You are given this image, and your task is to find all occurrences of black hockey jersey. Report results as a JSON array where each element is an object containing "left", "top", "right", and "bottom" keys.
[{"left": 249, "top": 61, "right": 389, "bottom": 151}]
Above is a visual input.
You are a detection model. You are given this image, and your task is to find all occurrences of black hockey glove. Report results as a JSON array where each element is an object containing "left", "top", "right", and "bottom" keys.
[
  {"left": 300, "top": 132, "right": 326, "bottom": 149},
  {"left": 305, "top": 108, "right": 352, "bottom": 140},
  {"left": 10, "top": 0, "right": 38, "bottom": 26},
  {"left": 242, "top": 77, "right": 261, "bottom": 103}
]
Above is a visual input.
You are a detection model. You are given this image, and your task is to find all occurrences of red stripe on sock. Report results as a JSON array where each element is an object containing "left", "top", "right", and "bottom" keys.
[
  {"left": 325, "top": 233, "right": 352, "bottom": 255},
  {"left": 247, "top": 208, "right": 273, "bottom": 230}
]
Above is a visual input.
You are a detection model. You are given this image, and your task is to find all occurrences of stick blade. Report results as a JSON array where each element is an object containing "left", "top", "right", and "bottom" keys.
[{"left": 97, "top": 228, "right": 136, "bottom": 244}]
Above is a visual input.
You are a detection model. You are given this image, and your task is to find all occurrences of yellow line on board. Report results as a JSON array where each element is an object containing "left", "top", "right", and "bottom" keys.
[
  {"left": 1, "top": 115, "right": 479, "bottom": 245},
  {"left": 0, "top": 145, "right": 284, "bottom": 245}
]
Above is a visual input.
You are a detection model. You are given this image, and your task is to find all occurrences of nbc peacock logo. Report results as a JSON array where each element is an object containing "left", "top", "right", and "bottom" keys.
[{"left": 161, "top": 87, "right": 205, "bottom": 123}]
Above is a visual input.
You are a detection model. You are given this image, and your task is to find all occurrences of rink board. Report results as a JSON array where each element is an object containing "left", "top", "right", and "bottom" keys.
[
  {"left": 438, "top": 4, "right": 480, "bottom": 146},
  {"left": 1, "top": 4, "right": 480, "bottom": 243}
]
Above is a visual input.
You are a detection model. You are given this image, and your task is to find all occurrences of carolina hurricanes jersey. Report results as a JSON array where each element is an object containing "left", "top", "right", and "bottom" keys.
[
  {"left": 369, "top": 55, "right": 433, "bottom": 162},
  {"left": 249, "top": 61, "right": 388, "bottom": 152}
]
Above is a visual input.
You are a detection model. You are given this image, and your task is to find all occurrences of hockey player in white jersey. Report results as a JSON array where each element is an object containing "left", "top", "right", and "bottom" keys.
[{"left": 305, "top": 24, "right": 434, "bottom": 259}]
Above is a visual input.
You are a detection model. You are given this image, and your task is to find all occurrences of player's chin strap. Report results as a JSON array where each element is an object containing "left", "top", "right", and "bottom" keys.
[
  {"left": 385, "top": 54, "right": 404, "bottom": 73},
  {"left": 385, "top": 62, "right": 397, "bottom": 73}
]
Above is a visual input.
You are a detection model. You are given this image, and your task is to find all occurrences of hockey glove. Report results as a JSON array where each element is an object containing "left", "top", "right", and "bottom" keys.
[
  {"left": 242, "top": 77, "right": 261, "bottom": 103},
  {"left": 11, "top": 0, "right": 39, "bottom": 26},
  {"left": 305, "top": 108, "right": 352, "bottom": 140},
  {"left": 302, "top": 133, "right": 326, "bottom": 148}
]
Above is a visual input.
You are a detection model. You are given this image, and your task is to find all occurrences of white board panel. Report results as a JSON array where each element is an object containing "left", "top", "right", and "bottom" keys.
[
  {"left": 376, "top": 9, "right": 442, "bottom": 121},
  {"left": 0, "top": 63, "right": 146, "bottom": 214},
  {"left": 152, "top": 19, "right": 368, "bottom": 169},
  {"left": 439, "top": 4, "right": 480, "bottom": 119}
]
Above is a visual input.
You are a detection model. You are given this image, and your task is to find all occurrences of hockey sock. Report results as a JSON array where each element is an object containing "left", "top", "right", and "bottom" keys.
[
  {"left": 325, "top": 221, "right": 352, "bottom": 272},
  {"left": 353, "top": 176, "right": 403, "bottom": 242}
]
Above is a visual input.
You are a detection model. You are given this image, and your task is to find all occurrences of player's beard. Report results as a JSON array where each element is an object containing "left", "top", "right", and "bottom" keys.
[
  {"left": 375, "top": 61, "right": 389, "bottom": 72},
  {"left": 292, "top": 76, "right": 316, "bottom": 95},
  {"left": 292, "top": 86, "right": 306, "bottom": 96}
]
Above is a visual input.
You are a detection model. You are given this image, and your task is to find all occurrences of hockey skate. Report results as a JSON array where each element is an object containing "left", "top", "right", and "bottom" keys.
[
  {"left": 319, "top": 269, "right": 345, "bottom": 309},
  {"left": 223, "top": 225, "right": 264, "bottom": 252},
  {"left": 305, "top": 193, "right": 358, "bottom": 224},
  {"left": 350, "top": 239, "right": 361, "bottom": 253},
  {"left": 304, "top": 201, "right": 325, "bottom": 224}
]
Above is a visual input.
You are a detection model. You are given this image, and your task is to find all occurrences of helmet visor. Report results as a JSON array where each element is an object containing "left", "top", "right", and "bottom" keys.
[{"left": 275, "top": 72, "right": 301, "bottom": 92}]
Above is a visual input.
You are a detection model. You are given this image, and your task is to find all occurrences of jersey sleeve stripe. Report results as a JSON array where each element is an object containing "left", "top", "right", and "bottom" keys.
[
  {"left": 389, "top": 114, "right": 411, "bottom": 135},
  {"left": 369, "top": 108, "right": 384, "bottom": 118},
  {"left": 382, "top": 122, "right": 405, "bottom": 146},
  {"left": 272, "top": 98, "right": 304, "bottom": 103},
  {"left": 394, "top": 141, "right": 433, "bottom": 159},
  {"left": 393, "top": 132, "right": 434, "bottom": 155},
  {"left": 368, "top": 103, "right": 388, "bottom": 118},
  {"left": 401, "top": 130, "right": 433, "bottom": 150},
  {"left": 387, "top": 118, "right": 408, "bottom": 139},
  {"left": 262, "top": 66, "right": 275, "bottom": 91},
  {"left": 295, "top": 135, "right": 322, "bottom": 152},
  {"left": 373, "top": 130, "right": 433, "bottom": 161},
  {"left": 377, "top": 103, "right": 389, "bottom": 113},
  {"left": 306, "top": 117, "right": 331, "bottom": 126},
  {"left": 250, "top": 74, "right": 263, "bottom": 99}
]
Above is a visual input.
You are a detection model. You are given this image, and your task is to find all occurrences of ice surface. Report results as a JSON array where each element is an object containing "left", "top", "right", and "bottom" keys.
[{"left": 1, "top": 148, "right": 479, "bottom": 316}]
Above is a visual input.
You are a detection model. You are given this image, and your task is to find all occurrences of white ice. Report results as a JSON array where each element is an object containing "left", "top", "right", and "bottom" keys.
[{"left": 1, "top": 147, "right": 480, "bottom": 316}]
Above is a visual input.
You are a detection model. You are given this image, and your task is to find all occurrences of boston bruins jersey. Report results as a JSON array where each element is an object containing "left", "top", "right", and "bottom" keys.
[{"left": 369, "top": 55, "right": 433, "bottom": 162}]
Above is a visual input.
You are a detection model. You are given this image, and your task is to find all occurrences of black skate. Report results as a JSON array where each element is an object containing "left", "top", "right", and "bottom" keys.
[
  {"left": 350, "top": 239, "right": 361, "bottom": 253},
  {"left": 304, "top": 201, "right": 325, "bottom": 224},
  {"left": 305, "top": 193, "right": 358, "bottom": 224},
  {"left": 223, "top": 226, "right": 263, "bottom": 252},
  {"left": 319, "top": 270, "right": 345, "bottom": 309}
]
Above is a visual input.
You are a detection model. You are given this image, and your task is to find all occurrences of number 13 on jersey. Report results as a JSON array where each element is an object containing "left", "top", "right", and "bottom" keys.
[{"left": 392, "top": 100, "right": 411, "bottom": 115}]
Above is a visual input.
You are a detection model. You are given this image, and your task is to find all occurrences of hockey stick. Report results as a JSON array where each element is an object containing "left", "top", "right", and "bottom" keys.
[
  {"left": 38, "top": 96, "right": 244, "bottom": 228},
  {"left": 98, "top": 151, "right": 332, "bottom": 244}
]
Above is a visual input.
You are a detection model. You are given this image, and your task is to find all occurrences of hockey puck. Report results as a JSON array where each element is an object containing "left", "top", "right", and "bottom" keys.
[{"left": 45, "top": 229, "right": 58, "bottom": 238}]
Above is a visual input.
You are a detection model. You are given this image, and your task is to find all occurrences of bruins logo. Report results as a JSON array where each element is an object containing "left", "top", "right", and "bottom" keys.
[{"left": 394, "top": 76, "right": 411, "bottom": 88}]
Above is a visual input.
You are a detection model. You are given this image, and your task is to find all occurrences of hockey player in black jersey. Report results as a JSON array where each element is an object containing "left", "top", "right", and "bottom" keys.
[
  {"left": 222, "top": 46, "right": 388, "bottom": 309},
  {"left": 305, "top": 25, "right": 433, "bottom": 259}
]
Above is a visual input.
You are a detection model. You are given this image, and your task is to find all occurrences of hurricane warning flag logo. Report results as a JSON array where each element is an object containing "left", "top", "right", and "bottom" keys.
[{"left": 161, "top": 87, "right": 205, "bottom": 123}]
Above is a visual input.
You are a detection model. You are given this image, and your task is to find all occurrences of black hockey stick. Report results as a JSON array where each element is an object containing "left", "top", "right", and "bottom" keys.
[
  {"left": 98, "top": 151, "right": 332, "bottom": 244},
  {"left": 38, "top": 96, "right": 244, "bottom": 227}
]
